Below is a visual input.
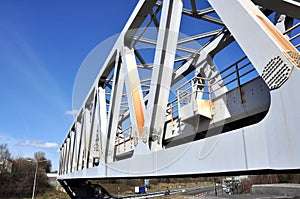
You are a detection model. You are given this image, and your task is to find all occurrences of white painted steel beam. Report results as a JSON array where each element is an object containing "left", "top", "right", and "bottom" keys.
[
  {"left": 83, "top": 108, "right": 91, "bottom": 169},
  {"left": 73, "top": 121, "right": 81, "bottom": 171},
  {"left": 121, "top": 46, "right": 146, "bottom": 144},
  {"left": 105, "top": 53, "right": 125, "bottom": 163},
  {"left": 68, "top": 132, "right": 74, "bottom": 173},
  {"left": 181, "top": 8, "right": 224, "bottom": 25},
  {"left": 87, "top": 93, "right": 98, "bottom": 168},
  {"left": 143, "top": 0, "right": 183, "bottom": 151},
  {"left": 133, "top": 37, "right": 197, "bottom": 54},
  {"left": 62, "top": 142, "right": 67, "bottom": 174},
  {"left": 208, "top": 0, "right": 299, "bottom": 76},
  {"left": 59, "top": 150, "right": 63, "bottom": 175},
  {"left": 97, "top": 87, "right": 107, "bottom": 159},
  {"left": 69, "top": 130, "right": 75, "bottom": 172},
  {"left": 59, "top": 146, "right": 63, "bottom": 174},
  {"left": 177, "top": 30, "right": 221, "bottom": 44},
  {"left": 77, "top": 117, "right": 85, "bottom": 170},
  {"left": 66, "top": 138, "right": 70, "bottom": 174},
  {"left": 66, "top": 140, "right": 70, "bottom": 174}
]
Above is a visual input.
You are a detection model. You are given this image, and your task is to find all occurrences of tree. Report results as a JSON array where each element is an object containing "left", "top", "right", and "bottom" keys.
[
  {"left": 6, "top": 156, "right": 51, "bottom": 197},
  {"left": 34, "top": 151, "right": 52, "bottom": 173},
  {"left": 34, "top": 151, "right": 46, "bottom": 160},
  {"left": 0, "top": 143, "right": 11, "bottom": 173},
  {"left": 0, "top": 146, "right": 53, "bottom": 198},
  {"left": 0, "top": 143, "right": 11, "bottom": 160},
  {"left": 0, "top": 144, "right": 13, "bottom": 197},
  {"left": 12, "top": 158, "right": 37, "bottom": 197}
]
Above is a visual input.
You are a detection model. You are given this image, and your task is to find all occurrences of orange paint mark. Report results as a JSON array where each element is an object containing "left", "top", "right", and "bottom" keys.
[
  {"left": 125, "top": 51, "right": 146, "bottom": 139},
  {"left": 132, "top": 90, "right": 145, "bottom": 137},
  {"left": 130, "top": 127, "right": 133, "bottom": 147},
  {"left": 243, "top": 1, "right": 297, "bottom": 52},
  {"left": 124, "top": 137, "right": 126, "bottom": 150},
  {"left": 257, "top": 15, "right": 296, "bottom": 52}
]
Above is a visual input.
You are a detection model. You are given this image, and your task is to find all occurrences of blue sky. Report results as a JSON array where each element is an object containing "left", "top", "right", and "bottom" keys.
[{"left": 0, "top": 0, "right": 138, "bottom": 171}]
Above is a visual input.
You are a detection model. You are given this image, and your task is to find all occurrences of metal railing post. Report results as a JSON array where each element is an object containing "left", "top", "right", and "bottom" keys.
[
  {"left": 177, "top": 90, "right": 181, "bottom": 117},
  {"left": 235, "top": 63, "right": 244, "bottom": 103},
  {"left": 207, "top": 78, "right": 215, "bottom": 115}
]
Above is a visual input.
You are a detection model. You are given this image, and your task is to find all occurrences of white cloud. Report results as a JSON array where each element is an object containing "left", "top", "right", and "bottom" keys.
[
  {"left": 17, "top": 140, "right": 58, "bottom": 149},
  {"left": 65, "top": 109, "right": 78, "bottom": 116},
  {"left": 0, "top": 135, "right": 60, "bottom": 170}
]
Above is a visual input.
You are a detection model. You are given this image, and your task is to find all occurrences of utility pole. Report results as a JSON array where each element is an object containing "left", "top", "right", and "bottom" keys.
[
  {"left": 27, "top": 159, "right": 49, "bottom": 199},
  {"left": 214, "top": 177, "right": 217, "bottom": 196}
]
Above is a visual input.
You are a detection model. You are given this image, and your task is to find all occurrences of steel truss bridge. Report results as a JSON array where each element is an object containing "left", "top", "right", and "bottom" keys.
[{"left": 58, "top": 0, "right": 300, "bottom": 198}]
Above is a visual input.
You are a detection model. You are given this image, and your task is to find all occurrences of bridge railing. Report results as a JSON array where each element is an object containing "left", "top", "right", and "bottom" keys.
[
  {"left": 175, "top": 75, "right": 212, "bottom": 117},
  {"left": 115, "top": 56, "right": 259, "bottom": 156},
  {"left": 284, "top": 22, "right": 300, "bottom": 49},
  {"left": 114, "top": 56, "right": 259, "bottom": 155},
  {"left": 115, "top": 126, "right": 134, "bottom": 155},
  {"left": 212, "top": 56, "right": 257, "bottom": 102},
  {"left": 167, "top": 56, "right": 258, "bottom": 119},
  {"left": 213, "top": 57, "right": 256, "bottom": 91}
]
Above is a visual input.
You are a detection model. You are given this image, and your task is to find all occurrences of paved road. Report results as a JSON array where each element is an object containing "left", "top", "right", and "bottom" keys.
[{"left": 117, "top": 186, "right": 215, "bottom": 199}]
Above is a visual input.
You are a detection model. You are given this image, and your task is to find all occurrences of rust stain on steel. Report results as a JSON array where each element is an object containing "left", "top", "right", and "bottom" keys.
[
  {"left": 285, "top": 50, "right": 300, "bottom": 69},
  {"left": 196, "top": 99, "right": 212, "bottom": 119},
  {"left": 132, "top": 88, "right": 145, "bottom": 137},
  {"left": 257, "top": 15, "right": 297, "bottom": 52},
  {"left": 127, "top": 54, "right": 146, "bottom": 138},
  {"left": 244, "top": 1, "right": 298, "bottom": 54}
]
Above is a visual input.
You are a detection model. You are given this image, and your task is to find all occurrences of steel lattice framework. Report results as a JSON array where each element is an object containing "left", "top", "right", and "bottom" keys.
[{"left": 58, "top": 0, "right": 300, "bottom": 198}]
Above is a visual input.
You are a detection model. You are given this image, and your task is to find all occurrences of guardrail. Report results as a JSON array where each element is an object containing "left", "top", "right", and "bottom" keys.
[
  {"left": 116, "top": 126, "right": 134, "bottom": 154},
  {"left": 116, "top": 56, "right": 258, "bottom": 153},
  {"left": 171, "top": 56, "right": 257, "bottom": 118},
  {"left": 284, "top": 22, "right": 300, "bottom": 49}
]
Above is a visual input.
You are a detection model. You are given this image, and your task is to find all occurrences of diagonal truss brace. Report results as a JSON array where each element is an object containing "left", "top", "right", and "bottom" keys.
[
  {"left": 121, "top": 46, "right": 146, "bottom": 144},
  {"left": 208, "top": 0, "right": 299, "bottom": 76},
  {"left": 105, "top": 53, "right": 124, "bottom": 163},
  {"left": 143, "top": 0, "right": 183, "bottom": 151},
  {"left": 97, "top": 86, "right": 107, "bottom": 159}
]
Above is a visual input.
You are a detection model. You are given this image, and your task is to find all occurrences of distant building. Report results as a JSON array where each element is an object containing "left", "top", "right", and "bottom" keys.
[
  {"left": 47, "top": 172, "right": 64, "bottom": 191},
  {"left": 235, "top": 175, "right": 248, "bottom": 180},
  {"left": 0, "top": 159, "right": 12, "bottom": 173}
]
